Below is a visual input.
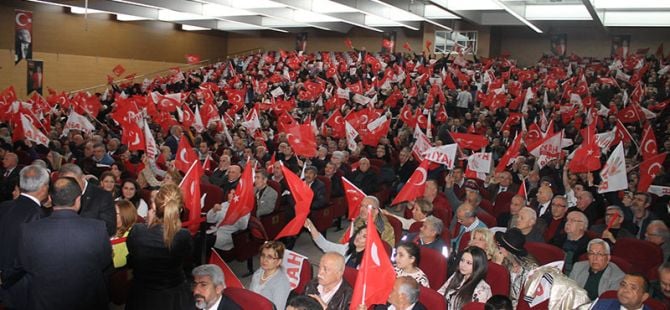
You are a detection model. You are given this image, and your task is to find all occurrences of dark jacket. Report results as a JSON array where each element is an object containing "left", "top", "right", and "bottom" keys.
[
  {"left": 373, "top": 303, "right": 426, "bottom": 309},
  {"left": 304, "top": 279, "right": 353, "bottom": 310},
  {"left": 17, "top": 209, "right": 112, "bottom": 310},
  {"left": 80, "top": 182, "right": 117, "bottom": 236}
]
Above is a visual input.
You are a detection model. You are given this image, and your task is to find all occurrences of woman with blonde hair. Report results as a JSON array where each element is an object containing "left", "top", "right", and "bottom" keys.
[
  {"left": 125, "top": 183, "right": 193, "bottom": 310},
  {"left": 469, "top": 227, "right": 497, "bottom": 260},
  {"left": 248, "top": 241, "right": 291, "bottom": 310}
]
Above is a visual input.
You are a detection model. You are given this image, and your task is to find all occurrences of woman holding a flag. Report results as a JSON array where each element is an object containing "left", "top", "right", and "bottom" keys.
[{"left": 305, "top": 218, "right": 367, "bottom": 268}]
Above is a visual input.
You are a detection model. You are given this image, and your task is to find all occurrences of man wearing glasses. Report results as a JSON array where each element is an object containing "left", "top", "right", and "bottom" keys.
[
  {"left": 551, "top": 209, "right": 589, "bottom": 275},
  {"left": 569, "top": 239, "right": 625, "bottom": 300}
]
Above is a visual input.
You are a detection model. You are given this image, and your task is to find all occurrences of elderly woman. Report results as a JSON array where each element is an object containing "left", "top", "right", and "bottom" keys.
[
  {"left": 382, "top": 198, "right": 433, "bottom": 230},
  {"left": 492, "top": 228, "right": 538, "bottom": 308},
  {"left": 469, "top": 227, "right": 497, "bottom": 260},
  {"left": 394, "top": 242, "right": 430, "bottom": 287},
  {"left": 248, "top": 241, "right": 291, "bottom": 310}
]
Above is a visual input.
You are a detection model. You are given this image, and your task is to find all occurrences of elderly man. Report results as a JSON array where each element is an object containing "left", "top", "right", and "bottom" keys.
[
  {"left": 632, "top": 192, "right": 658, "bottom": 239},
  {"left": 393, "top": 147, "right": 417, "bottom": 194},
  {"left": 304, "top": 252, "right": 353, "bottom": 310},
  {"left": 452, "top": 202, "right": 487, "bottom": 250},
  {"left": 373, "top": 276, "right": 425, "bottom": 309},
  {"left": 515, "top": 206, "right": 545, "bottom": 242},
  {"left": 543, "top": 195, "right": 569, "bottom": 243},
  {"left": 552, "top": 210, "right": 590, "bottom": 275},
  {"left": 423, "top": 179, "right": 451, "bottom": 221},
  {"left": 569, "top": 239, "right": 625, "bottom": 300},
  {"left": 192, "top": 264, "right": 241, "bottom": 310},
  {"left": 350, "top": 196, "right": 395, "bottom": 246},
  {"left": 221, "top": 164, "right": 241, "bottom": 199},
  {"left": 592, "top": 205, "right": 636, "bottom": 246},
  {"left": 487, "top": 171, "right": 518, "bottom": 201},
  {"left": 645, "top": 220, "right": 670, "bottom": 262},
  {"left": 0, "top": 165, "right": 50, "bottom": 308},
  {"left": 347, "top": 158, "right": 379, "bottom": 195},
  {"left": 92, "top": 143, "right": 115, "bottom": 166},
  {"left": 302, "top": 166, "right": 327, "bottom": 211},
  {"left": 254, "top": 170, "right": 277, "bottom": 217},
  {"left": 498, "top": 195, "right": 525, "bottom": 228},
  {"left": 572, "top": 190, "right": 601, "bottom": 227},
  {"left": 164, "top": 125, "right": 183, "bottom": 158},
  {"left": 591, "top": 273, "right": 651, "bottom": 310},
  {"left": 59, "top": 163, "right": 116, "bottom": 236},
  {"left": 323, "top": 162, "right": 344, "bottom": 198},
  {"left": 402, "top": 216, "right": 449, "bottom": 258},
  {"left": 209, "top": 154, "right": 231, "bottom": 187},
  {"left": 445, "top": 176, "right": 493, "bottom": 230},
  {"left": 650, "top": 263, "right": 670, "bottom": 308},
  {"left": 531, "top": 184, "right": 553, "bottom": 220}
]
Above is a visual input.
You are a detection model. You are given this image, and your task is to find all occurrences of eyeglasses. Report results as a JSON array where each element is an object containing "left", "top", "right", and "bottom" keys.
[
  {"left": 587, "top": 251, "right": 608, "bottom": 258},
  {"left": 260, "top": 254, "right": 280, "bottom": 260}
]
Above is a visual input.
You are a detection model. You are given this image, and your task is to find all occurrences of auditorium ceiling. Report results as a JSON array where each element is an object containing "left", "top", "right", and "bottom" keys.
[{"left": 26, "top": 0, "right": 670, "bottom": 33}]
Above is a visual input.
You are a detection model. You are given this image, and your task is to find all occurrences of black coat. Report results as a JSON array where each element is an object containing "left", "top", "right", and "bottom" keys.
[
  {"left": 17, "top": 209, "right": 112, "bottom": 310},
  {"left": 80, "top": 182, "right": 117, "bottom": 236},
  {"left": 304, "top": 279, "right": 352, "bottom": 310},
  {"left": 0, "top": 167, "right": 20, "bottom": 202},
  {"left": 373, "top": 303, "right": 427, "bottom": 310}
]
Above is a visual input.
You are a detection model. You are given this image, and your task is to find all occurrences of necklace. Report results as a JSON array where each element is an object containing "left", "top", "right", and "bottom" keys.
[{"left": 261, "top": 269, "right": 278, "bottom": 282}]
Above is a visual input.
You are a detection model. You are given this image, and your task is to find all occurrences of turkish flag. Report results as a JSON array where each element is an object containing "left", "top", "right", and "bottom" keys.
[
  {"left": 391, "top": 159, "right": 430, "bottom": 206},
  {"left": 342, "top": 176, "right": 366, "bottom": 220},
  {"left": 153, "top": 92, "right": 182, "bottom": 113},
  {"left": 112, "top": 64, "right": 126, "bottom": 77},
  {"left": 325, "top": 110, "right": 346, "bottom": 138},
  {"left": 525, "top": 123, "right": 544, "bottom": 146},
  {"left": 402, "top": 42, "right": 412, "bottom": 52},
  {"left": 286, "top": 123, "right": 317, "bottom": 158},
  {"left": 361, "top": 115, "right": 390, "bottom": 147},
  {"left": 640, "top": 125, "right": 658, "bottom": 160},
  {"left": 225, "top": 88, "right": 246, "bottom": 107},
  {"left": 122, "top": 122, "right": 146, "bottom": 152},
  {"left": 568, "top": 139, "right": 601, "bottom": 173},
  {"left": 274, "top": 163, "right": 314, "bottom": 240},
  {"left": 14, "top": 114, "right": 49, "bottom": 146},
  {"left": 638, "top": 152, "right": 667, "bottom": 192},
  {"left": 350, "top": 207, "right": 395, "bottom": 309},
  {"left": 617, "top": 104, "right": 645, "bottom": 123},
  {"left": 496, "top": 134, "right": 522, "bottom": 172},
  {"left": 178, "top": 105, "right": 196, "bottom": 128},
  {"left": 436, "top": 105, "right": 448, "bottom": 123},
  {"left": 208, "top": 250, "right": 244, "bottom": 288},
  {"left": 220, "top": 161, "right": 255, "bottom": 226},
  {"left": 450, "top": 132, "right": 489, "bottom": 151},
  {"left": 175, "top": 135, "right": 198, "bottom": 173},
  {"left": 179, "top": 161, "right": 204, "bottom": 234},
  {"left": 399, "top": 104, "right": 416, "bottom": 128},
  {"left": 185, "top": 54, "right": 201, "bottom": 64}
]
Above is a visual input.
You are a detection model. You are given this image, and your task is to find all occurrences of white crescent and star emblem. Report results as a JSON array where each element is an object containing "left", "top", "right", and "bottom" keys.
[
  {"left": 179, "top": 148, "right": 188, "bottom": 163},
  {"left": 335, "top": 115, "right": 343, "bottom": 125},
  {"left": 131, "top": 132, "right": 141, "bottom": 146},
  {"left": 370, "top": 243, "right": 381, "bottom": 267},
  {"left": 649, "top": 162, "right": 663, "bottom": 177},
  {"left": 360, "top": 115, "right": 369, "bottom": 124},
  {"left": 16, "top": 13, "right": 30, "bottom": 27},
  {"left": 413, "top": 167, "right": 427, "bottom": 186}
]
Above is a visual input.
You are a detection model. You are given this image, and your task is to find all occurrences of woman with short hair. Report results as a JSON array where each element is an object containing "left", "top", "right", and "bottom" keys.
[{"left": 248, "top": 241, "right": 291, "bottom": 310}]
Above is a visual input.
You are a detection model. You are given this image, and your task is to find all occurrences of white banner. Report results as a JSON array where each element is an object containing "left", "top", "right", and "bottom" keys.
[
  {"left": 598, "top": 142, "right": 628, "bottom": 193},
  {"left": 422, "top": 144, "right": 458, "bottom": 169},
  {"left": 270, "top": 87, "right": 284, "bottom": 98},
  {"left": 467, "top": 152, "right": 493, "bottom": 174},
  {"left": 649, "top": 185, "right": 670, "bottom": 197},
  {"left": 282, "top": 249, "right": 308, "bottom": 290}
]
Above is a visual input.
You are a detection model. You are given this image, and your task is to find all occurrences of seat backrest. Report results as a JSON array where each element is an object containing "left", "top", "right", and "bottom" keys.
[
  {"left": 200, "top": 182, "right": 224, "bottom": 213},
  {"left": 418, "top": 286, "right": 446, "bottom": 309},
  {"left": 223, "top": 287, "right": 275, "bottom": 310},
  {"left": 343, "top": 266, "right": 358, "bottom": 287},
  {"left": 316, "top": 175, "right": 332, "bottom": 201},
  {"left": 386, "top": 215, "right": 403, "bottom": 245},
  {"left": 477, "top": 210, "right": 497, "bottom": 229},
  {"left": 266, "top": 179, "right": 282, "bottom": 210},
  {"left": 458, "top": 231, "right": 472, "bottom": 252},
  {"left": 293, "top": 259, "right": 312, "bottom": 295},
  {"left": 613, "top": 238, "right": 663, "bottom": 274},
  {"left": 525, "top": 242, "right": 565, "bottom": 266},
  {"left": 493, "top": 191, "right": 514, "bottom": 217},
  {"left": 247, "top": 216, "right": 269, "bottom": 241},
  {"left": 487, "top": 261, "right": 511, "bottom": 296},
  {"left": 409, "top": 221, "right": 422, "bottom": 233},
  {"left": 462, "top": 302, "right": 486, "bottom": 310},
  {"left": 419, "top": 246, "right": 448, "bottom": 289}
]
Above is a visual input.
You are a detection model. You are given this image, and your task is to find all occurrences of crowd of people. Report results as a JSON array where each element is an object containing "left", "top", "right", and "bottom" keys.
[{"left": 1, "top": 43, "right": 670, "bottom": 310}]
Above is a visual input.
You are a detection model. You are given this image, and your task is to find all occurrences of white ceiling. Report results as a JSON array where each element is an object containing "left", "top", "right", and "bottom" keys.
[{"left": 26, "top": 0, "right": 670, "bottom": 34}]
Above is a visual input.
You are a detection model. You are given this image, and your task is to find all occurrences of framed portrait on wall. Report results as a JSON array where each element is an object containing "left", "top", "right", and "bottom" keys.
[
  {"left": 611, "top": 35, "right": 630, "bottom": 58},
  {"left": 549, "top": 34, "right": 567, "bottom": 57}
]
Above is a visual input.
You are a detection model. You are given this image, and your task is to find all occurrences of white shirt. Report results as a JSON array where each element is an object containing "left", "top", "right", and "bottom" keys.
[
  {"left": 201, "top": 295, "right": 222, "bottom": 310},
  {"left": 388, "top": 303, "right": 417, "bottom": 310},
  {"left": 619, "top": 306, "right": 643, "bottom": 310},
  {"left": 318, "top": 279, "right": 343, "bottom": 305},
  {"left": 20, "top": 193, "right": 41, "bottom": 206},
  {"left": 538, "top": 201, "right": 551, "bottom": 218}
]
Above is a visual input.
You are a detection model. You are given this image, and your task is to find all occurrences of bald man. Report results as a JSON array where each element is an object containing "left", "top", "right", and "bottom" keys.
[{"left": 304, "top": 252, "right": 352, "bottom": 310}]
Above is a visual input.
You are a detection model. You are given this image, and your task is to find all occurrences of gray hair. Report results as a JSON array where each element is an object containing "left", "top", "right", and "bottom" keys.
[
  {"left": 59, "top": 163, "right": 83, "bottom": 178},
  {"left": 31, "top": 159, "right": 48, "bottom": 170},
  {"left": 648, "top": 220, "right": 670, "bottom": 239},
  {"left": 587, "top": 238, "right": 611, "bottom": 255},
  {"left": 19, "top": 165, "right": 50, "bottom": 193},
  {"left": 424, "top": 216, "right": 443, "bottom": 235},
  {"left": 519, "top": 207, "right": 537, "bottom": 222},
  {"left": 192, "top": 264, "right": 225, "bottom": 287},
  {"left": 331, "top": 151, "right": 344, "bottom": 160},
  {"left": 396, "top": 276, "right": 420, "bottom": 304},
  {"left": 606, "top": 205, "right": 624, "bottom": 219}
]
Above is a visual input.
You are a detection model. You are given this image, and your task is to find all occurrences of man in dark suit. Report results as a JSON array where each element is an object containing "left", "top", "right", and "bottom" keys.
[
  {"left": 304, "top": 166, "right": 326, "bottom": 211},
  {"left": 347, "top": 158, "right": 379, "bottom": 196},
  {"left": 0, "top": 152, "right": 20, "bottom": 202},
  {"left": 590, "top": 274, "right": 651, "bottom": 310},
  {"left": 304, "top": 252, "right": 352, "bottom": 310},
  {"left": 0, "top": 165, "right": 50, "bottom": 309},
  {"left": 164, "top": 125, "right": 183, "bottom": 160},
  {"left": 373, "top": 276, "right": 426, "bottom": 310},
  {"left": 59, "top": 163, "right": 116, "bottom": 236},
  {"left": 16, "top": 177, "right": 112, "bottom": 310},
  {"left": 192, "top": 264, "right": 241, "bottom": 310},
  {"left": 487, "top": 171, "right": 518, "bottom": 202}
]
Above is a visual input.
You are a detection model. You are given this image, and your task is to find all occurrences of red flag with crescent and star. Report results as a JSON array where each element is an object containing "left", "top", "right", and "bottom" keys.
[
  {"left": 175, "top": 135, "right": 198, "bottom": 173},
  {"left": 220, "top": 161, "right": 254, "bottom": 226},
  {"left": 391, "top": 159, "right": 430, "bottom": 206}
]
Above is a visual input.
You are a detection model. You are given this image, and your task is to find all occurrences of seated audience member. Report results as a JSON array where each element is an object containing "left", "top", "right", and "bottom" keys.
[
  {"left": 632, "top": 192, "right": 657, "bottom": 239},
  {"left": 206, "top": 189, "right": 249, "bottom": 251},
  {"left": 487, "top": 171, "right": 518, "bottom": 202},
  {"left": 551, "top": 210, "right": 590, "bottom": 275},
  {"left": 590, "top": 273, "right": 651, "bottom": 310},
  {"left": 347, "top": 157, "right": 379, "bottom": 195},
  {"left": 469, "top": 227, "right": 497, "bottom": 260},
  {"left": 305, "top": 218, "right": 366, "bottom": 268},
  {"left": 351, "top": 196, "right": 395, "bottom": 247},
  {"left": 485, "top": 295, "right": 514, "bottom": 310},
  {"left": 452, "top": 202, "right": 488, "bottom": 250},
  {"left": 301, "top": 165, "right": 327, "bottom": 211},
  {"left": 423, "top": 179, "right": 452, "bottom": 217},
  {"left": 112, "top": 199, "right": 138, "bottom": 268},
  {"left": 323, "top": 162, "right": 344, "bottom": 198},
  {"left": 530, "top": 184, "right": 553, "bottom": 220},
  {"left": 592, "top": 205, "right": 636, "bottom": 246},
  {"left": 445, "top": 177, "right": 493, "bottom": 229},
  {"left": 544, "top": 195, "right": 569, "bottom": 242},
  {"left": 126, "top": 183, "right": 193, "bottom": 310},
  {"left": 650, "top": 263, "right": 670, "bottom": 308},
  {"left": 402, "top": 216, "right": 449, "bottom": 258},
  {"left": 220, "top": 164, "right": 241, "bottom": 199},
  {"left": 304, "top": 252, "right": 353, "bottom": 310},
  {"left": 287, "top": 295, "right": 324, "bottom": 310},
  {"left": 394, "top": 242, "right": 430, "bottom": 287},
  {"left": 100, "top": 171, "right": 119, "bottom": 196},
  {"left": 497, "top": 195, "right": 525, "bottom": 228},
  {"left": 515, "top": 206, "right": 546, "bottom": 243},
  {"left": 393, "top": 147, "right": 418, "bottom": 194},
  {"left": 382, "top": 198, "right": 433, "bottom": 230},
  {"left": 253, "top": 169, "right": 278, "bottom": 217},
  {"left": 372, "top": 276, "right": 426, "bottom": 309},
  {"left": 209, "top": 154, "right": 231, "bottom": 187},
  {"left": 249, "top": 241, "right": 291, "bottom": 310},
  {"left": 569, "top": 238, "right": 625, "bottom": 300},
  {"left": 16, "top": 177, "right": 112, "bottom": 310},
  {"left": 118, "top": 179, "right": 149, "bottom": 218},
  {"left": 192, "top": 264, "right": 241, "bottom": 310},
  {"left": 645, "top": 220, "right": 670, "bottom": 262},
  {"left": 571, "top": 190, "right": 601, "bottom": 228},
  {"left": 492, "top": 228, "right": 538, "bottom": 308},
  {"left": 438, "top": 246, "right": 492, "bottom": 308}
]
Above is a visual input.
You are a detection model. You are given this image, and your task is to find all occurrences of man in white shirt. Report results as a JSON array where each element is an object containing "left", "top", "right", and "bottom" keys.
[
  {"left": 373, "top": 276, "right": 426, "bottom": 310},
  {"left": 304, "top": 252, "right": 353, "bottom": 309},
  {"left": 192, "top": 264, "right": 241, "bottom": 310}
]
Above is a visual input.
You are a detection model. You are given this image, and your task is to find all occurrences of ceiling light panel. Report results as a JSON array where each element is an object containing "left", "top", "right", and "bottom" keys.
[
  {"left": 437, "top": 0, "right": 503, "bottom": 11},
  {"left": 182, "top": 24, "right": 210, "bottom": 30},
  {"left": 591, "top": 0, "right": 670, "bottom": 10},
  {"left": 364, "top": 14, "right": 404, "bottom": 27},
  {"left": 202, "top": 3, "right": 256, "bottom": 17},
  {"left": 525, "top": 4, "right": 591, "bottom": 20},
  {"left": 424, "top": 4, "right": 460, "bottom": 19},
  {"left": 70, "top": 7, "right": 108, "bottom": 14},
  {"left": 602, "top": 11, "right": 670, "bottom": 27},
  {"left": 116, "top": 14, "right": 151, "bottom": 21},
  {"left": 311, "top": 0, "right": 358, "bottom": 13},
  {"left": 158, "top": 9, "right": 211, "bottom": 21}
]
